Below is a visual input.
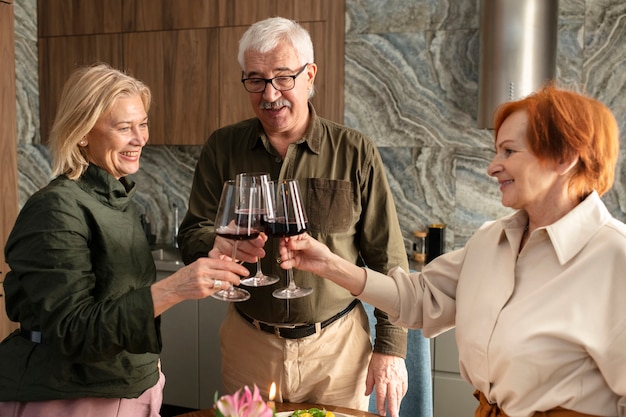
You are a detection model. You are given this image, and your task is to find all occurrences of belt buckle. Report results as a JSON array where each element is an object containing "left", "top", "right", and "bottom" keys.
[
  {"left": 279, "top": 323, "right": 321, "bottom": 339},
  {"left": 273, "top": 323, "right": 306, "bottom": 329},
  {"left": 272, "top": 323, "right": 301, "bottom": 339}
]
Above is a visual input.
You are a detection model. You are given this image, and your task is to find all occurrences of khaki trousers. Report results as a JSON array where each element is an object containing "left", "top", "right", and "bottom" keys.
[
  {"left": 220, "top": 302, "right": 372, "bottom": 411},
  {"left": 0, "top": 370, "right": 165, "bottom": 417}
]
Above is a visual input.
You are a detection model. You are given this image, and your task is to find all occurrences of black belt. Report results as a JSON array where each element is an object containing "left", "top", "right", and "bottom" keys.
[
  {"left": 20, "top": 329, "right": 43, "bottom": 344},
  {"left": 236, "top": 299, "right": 359, "bottom": 339}
]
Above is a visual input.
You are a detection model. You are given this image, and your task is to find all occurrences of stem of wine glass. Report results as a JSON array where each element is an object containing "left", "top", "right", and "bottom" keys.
[
  {"left": 232, "top": 240, "right": 238, "bottom": 261},
  {"left": 285, "top": 267, "right": 298, "bottom": 290},
  {"left": 285, "top": 247, "right": 298, "bottom": 290},
  {"left": 241, "top": 252, "right": 278, "bottom": 287},
  {"left": 224, "top": 241, "right": 239, "bottom": 296}
]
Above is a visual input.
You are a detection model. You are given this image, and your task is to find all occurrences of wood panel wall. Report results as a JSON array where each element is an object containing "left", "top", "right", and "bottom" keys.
[
  {"left": 0, "top": 0, "right": 20, "bottom": 340},
  {"left": 38, "top": 0, "right": 345, "bottom": 145}
]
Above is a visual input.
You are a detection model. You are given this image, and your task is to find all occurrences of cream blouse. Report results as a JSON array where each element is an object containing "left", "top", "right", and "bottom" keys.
[{"left": 360, "top": 191, "right": 626, "bottom": 417}]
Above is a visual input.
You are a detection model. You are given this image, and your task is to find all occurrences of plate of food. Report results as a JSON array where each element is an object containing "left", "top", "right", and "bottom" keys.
[{"left": 276, "top": 409, "right": 356, "bottom": 417}]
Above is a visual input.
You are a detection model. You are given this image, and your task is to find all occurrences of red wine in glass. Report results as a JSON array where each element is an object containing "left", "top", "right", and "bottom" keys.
[
  {"left": 216, "top": 208, "right": 261, "bottom": 240},
  {"left": 265, "top": 179, "right": 312, "bottom": 299},
  {"left": 265, "top": 218, "right": 308, "bottom": 237},
  {"left": 215, "top": 228, "right": 260, "bottom": 241}
]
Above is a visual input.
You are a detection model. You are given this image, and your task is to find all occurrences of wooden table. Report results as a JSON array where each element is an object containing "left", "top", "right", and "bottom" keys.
[{"left": 175, "top": 401, "right": 381, "bottom": 417}]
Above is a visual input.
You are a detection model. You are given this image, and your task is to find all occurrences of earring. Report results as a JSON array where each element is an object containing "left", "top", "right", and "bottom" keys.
[{"left": 79, "top": 139, "right": 87, "bottom": 146}]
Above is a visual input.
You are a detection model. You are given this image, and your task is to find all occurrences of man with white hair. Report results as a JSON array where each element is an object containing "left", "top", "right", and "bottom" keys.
[{"left": 178, "top": 17, "right": 409, "bottom": 417}]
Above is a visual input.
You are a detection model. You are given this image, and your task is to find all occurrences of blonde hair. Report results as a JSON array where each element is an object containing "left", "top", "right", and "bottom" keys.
[{"left": 48, "top": 63, "right": 151, "bottom": 180}]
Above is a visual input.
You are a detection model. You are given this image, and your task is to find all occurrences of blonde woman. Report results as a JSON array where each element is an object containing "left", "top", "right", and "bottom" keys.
[{"left": 0, "top": 64, "right": 246, "bottom": 417}]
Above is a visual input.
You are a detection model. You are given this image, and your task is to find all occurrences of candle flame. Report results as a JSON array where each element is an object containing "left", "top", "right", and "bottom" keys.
[{"left": 269, "top": 382, "right": 276, "bottom": 400}]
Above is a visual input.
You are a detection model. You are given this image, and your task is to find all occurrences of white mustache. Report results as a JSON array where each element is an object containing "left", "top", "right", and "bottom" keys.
[{"left": 259, "top": 99, "right": 292, "bottom": 110}]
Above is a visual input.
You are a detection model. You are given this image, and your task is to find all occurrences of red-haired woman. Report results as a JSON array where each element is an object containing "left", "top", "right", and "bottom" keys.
[{"left": 277, "top": 85, "right": 626, "bottom": 417}]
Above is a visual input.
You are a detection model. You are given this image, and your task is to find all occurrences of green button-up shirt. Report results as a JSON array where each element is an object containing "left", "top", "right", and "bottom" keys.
[{"left": 178, "top": 105, "right": 408, "bottom": 357}]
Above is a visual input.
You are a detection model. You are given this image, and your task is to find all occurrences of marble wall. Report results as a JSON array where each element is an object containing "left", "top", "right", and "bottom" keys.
[{"left": 12, "top": 0, "right": 626, "bottom": 255}]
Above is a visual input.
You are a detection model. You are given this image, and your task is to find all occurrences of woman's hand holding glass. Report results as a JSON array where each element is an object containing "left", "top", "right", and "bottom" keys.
[
  {"left": 151, "top": 255, "right": 249, "bottom": 316},
  {"left": 276, "top": 232, "right": 332, "bottom": 275},
  {"left": 278, "top": 232, "right": 367, "bottom": 297}
]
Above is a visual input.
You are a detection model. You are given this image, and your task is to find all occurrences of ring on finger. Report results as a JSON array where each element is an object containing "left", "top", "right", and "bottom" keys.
[{"left": 213, "top": 279, "right": 223, "bottom": 289}]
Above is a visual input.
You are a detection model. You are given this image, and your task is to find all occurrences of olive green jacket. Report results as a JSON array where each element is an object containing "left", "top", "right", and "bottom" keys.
[{"left": 0, "top": 164, "right": 161, "bottom": 401}]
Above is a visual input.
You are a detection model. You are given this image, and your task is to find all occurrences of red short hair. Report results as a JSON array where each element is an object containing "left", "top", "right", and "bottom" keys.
[{"left": 493, "top": 85, "right": 619, "bottom": 197}]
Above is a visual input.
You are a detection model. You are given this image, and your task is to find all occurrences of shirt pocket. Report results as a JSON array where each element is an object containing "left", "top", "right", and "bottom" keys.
[{"left": 306, "top": 178, "right": 354, "bottom": 234}]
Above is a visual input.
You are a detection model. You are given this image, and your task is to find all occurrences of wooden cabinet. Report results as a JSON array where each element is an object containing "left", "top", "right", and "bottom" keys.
[
  {"left": 37, "top": 0, "right": 345, "bottom": 145},
  {"left": 0, "top": 0, "right": 20, "bottom": 341},
  {"left": 38, "top": 34, "right": 124, "bottom": 145},
  {"left": 125, "top": 28, "right": 220, "bottom": 145}
]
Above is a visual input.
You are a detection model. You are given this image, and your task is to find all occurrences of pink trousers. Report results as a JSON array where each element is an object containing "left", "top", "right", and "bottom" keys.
[{"left": 0, "top": 370, "right": 165, "bottom": 417}]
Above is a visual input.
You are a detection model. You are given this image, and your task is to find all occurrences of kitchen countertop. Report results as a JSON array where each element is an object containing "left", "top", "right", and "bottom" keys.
[{"left": 152, "top": 246, "right": 184, "bottom": 272}]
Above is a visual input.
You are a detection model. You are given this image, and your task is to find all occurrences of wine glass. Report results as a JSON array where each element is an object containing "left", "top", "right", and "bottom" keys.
[
  {"left": 264, "top": 179, "right": 312, "bottom": 299},
  {"left": 236, "top": 172, "right": 280, "bottom": 287},
  {"left": 212, "top": 179, "right": 261, "bottom": 301}
]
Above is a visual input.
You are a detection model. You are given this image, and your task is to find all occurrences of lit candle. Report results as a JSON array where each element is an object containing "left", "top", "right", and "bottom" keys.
[{"left": 267, "top": 382, "right": 276, "bottom": 411}]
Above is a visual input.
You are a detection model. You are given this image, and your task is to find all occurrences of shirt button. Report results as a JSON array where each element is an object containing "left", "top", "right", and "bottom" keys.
[{"left": 274, "top": 157, "right": 282, "bottom": 163}]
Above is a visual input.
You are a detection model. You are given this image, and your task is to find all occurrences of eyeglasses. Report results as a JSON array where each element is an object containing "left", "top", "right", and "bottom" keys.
[{"left": 241, "top": 64, "right": 309, "bottom": 93}]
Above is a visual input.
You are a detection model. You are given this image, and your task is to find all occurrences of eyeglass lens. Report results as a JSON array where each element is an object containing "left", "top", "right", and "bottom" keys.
[{"left": 242, "top": 64, "right": 308, "bottom": 93}]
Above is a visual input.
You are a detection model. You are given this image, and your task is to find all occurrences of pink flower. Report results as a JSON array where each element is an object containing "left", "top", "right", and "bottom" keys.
[{"left": 214, "top": 385, "right": 275, "bottom": 417}]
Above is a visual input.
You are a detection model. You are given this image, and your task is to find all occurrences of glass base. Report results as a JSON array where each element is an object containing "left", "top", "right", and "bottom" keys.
[
  {"left": 272, "top": 286, "right": 313, "bottom": 299},
  {"left": 240, "top": 274, "right": 280, "bottom": 287},
  {"left": 211, "top": 287, "right": 250, "bottom": 302}
]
